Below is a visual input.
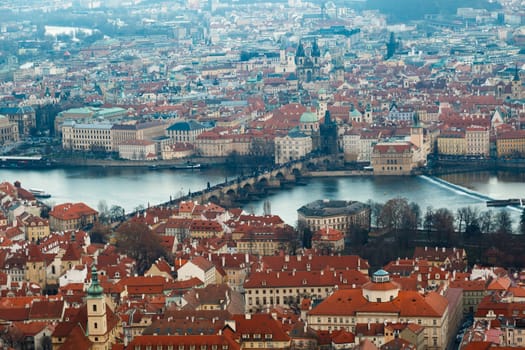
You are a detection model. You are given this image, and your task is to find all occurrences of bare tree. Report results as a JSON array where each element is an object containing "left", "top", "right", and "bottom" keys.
[
  {"left": 494, "top": 211, "right": 513, "bottom": 235},
  {"left": 115, "top": 221, "right": 168, "bottom": 275},
  {"left": 433, "top": 208, "right": 455, "bottom": 245}
]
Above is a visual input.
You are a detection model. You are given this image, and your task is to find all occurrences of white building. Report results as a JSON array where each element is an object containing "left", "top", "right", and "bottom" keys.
[
  {"left": 118, "top": 139, "right": 157, "bottom": 160},
  {"left": 274, "top": 128, "right": 312, "bottom": 164},
  {"left": 177, "top": 256, "right": 216, "bottom": 286}
]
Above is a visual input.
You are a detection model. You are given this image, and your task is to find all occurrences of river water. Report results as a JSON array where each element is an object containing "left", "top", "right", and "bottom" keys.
[{"left": 1, "top": 167, "right": 523, "bottom": 226}]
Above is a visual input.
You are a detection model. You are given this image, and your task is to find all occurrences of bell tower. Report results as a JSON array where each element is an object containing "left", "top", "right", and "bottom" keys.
[{"left": 87, "top": 266, "right": 109, "bottom": 350}]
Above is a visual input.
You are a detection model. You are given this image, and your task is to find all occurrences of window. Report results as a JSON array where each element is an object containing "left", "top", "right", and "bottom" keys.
[
  {"left": 93, "top": 304, "right": 97, "bottom": 312},
  {"left": 94, "top": 322, "right": 98, "bottom": 329}
]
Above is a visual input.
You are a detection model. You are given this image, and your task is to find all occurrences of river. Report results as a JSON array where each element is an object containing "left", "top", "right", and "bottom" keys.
[{"left": 0, "top": 167, "right": 523, "bottom": 226}]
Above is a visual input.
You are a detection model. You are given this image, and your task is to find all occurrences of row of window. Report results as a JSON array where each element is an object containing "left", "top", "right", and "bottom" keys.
[{"left": 136, "top": 345, "right": 228, "bottom": 350}]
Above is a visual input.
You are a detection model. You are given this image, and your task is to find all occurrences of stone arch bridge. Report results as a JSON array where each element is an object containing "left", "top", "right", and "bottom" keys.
[{"left": 163, "top": 155, "right": 337, "bottom": 208}]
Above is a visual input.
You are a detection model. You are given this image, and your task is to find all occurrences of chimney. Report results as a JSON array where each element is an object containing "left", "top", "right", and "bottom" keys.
[
  {"left": 424, "top": 246, "right": 427, "bottom": 251},
  {"left": 245, "top": 253, "right": 249, "bottom": 264},
  {"left": 442, "top": 247, "right": 446, "bottom": 253},
  {"left": 222, "top": 256, "right": 225, "bottom": 267}
]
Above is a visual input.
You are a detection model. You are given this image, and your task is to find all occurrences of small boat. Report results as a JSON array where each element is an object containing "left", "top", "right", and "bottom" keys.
[
  {"left": 172, "top": 162, "right": 201, "bottom": 170},
  {"left": 29, "top": 188, "right": 51, "bottom": 199}
]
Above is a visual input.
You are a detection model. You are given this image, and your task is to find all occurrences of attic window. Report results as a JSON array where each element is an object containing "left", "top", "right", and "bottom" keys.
[
  {"left": 265, "top": 334, "right": 272, "bottom": 339},
  {"left": 302, "top": 279, "right": 307, "bottom": 285}
]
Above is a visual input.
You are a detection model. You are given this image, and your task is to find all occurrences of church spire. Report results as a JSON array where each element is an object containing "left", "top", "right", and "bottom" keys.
[
  {"left": 513, "top": 64, "right": 520, "bottom": 82},
  {"left": 87, "top": 266, "right": 103, "bottom": 298}
]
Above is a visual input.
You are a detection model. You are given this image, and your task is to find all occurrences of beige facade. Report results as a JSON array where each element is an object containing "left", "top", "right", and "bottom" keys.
[
  {"left": 195, "top": 132, "right": 233, "bottom": 157},
  {"left": 0, "top": 115, "right": 20, "bottom": 144},
  {"left": 23, "top": 216, "right": 50, "bottom": 242},
  {"left": 112, "top": 120, "right": 168, "bottom": 150},
  {"left": 307, "top": 271, "right": 450, "bottom": 349},
  {"left": 62, "top": 121, "right": 113, "bottom": 152},
  {"left": 465, "top": 126, "right": 489, "bottom": 156},
  {"left": 371, "top": 142, "right": 416, "bottom": 175},
  {"left": 497, "top": 130, "right": 525, "bottom": 158},
  {"left": 298, "top": 199, "right": 370, "bottom": 233},
  {"left": 244, "top": 269, "right": 368, "bottom": 313},
  {"left": 274, "top": 130, "right": 312, "bottom": 164},
  {"left": 118, "top": 140, "right": 157, "bottom": 160},
  {"left": 437, "top": 133, "right": 466, "bottom": 156},
  {"left": 49, "top": 202, "right": 98, "bottom": 231}
]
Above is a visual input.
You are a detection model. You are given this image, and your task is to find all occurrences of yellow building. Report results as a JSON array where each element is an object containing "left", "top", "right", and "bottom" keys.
[
  {"left": 0, "top": 115, "right": 19, "bottom": 144},
  {"left": 25, "top": 244, "right": 47, "bottom": 287},
  {"left": 189, "top": 219, "right": 224, "bottom": 239},
  {"left": 49, "top": 202, "right": 98, "bottom": 231},
  {"left": 371, "top": 142, "right": 417, "bottom": 175},
  {"left": 497, "top": 130, "right": 525, "bottom": 158},
  {"left": 21, "top": 215, "right": 50, "bottom": 242},
  {"left": 437, "top": 131, "right": 466, "bottom": 156}
]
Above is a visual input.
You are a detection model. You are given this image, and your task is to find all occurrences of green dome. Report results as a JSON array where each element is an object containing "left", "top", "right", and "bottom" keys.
[
  {"left": 87, "top": 266, "right": 104, "bottom": 298},
  {"left": 300, "top": 111, "right": 318, "bottom": 124}
]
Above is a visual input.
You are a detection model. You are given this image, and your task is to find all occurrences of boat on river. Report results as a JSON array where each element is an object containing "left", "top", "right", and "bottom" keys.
[{"left": 29, "top": 188, "right": 51, "bottom": 199}]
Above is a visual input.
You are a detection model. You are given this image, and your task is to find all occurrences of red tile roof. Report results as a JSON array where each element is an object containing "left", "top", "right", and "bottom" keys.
[
  {"left": 50, "top": 202, "right": 98, "bottom": 221},
  {"left": 308, "top": 289, "right": 447, "bottom": 318}
]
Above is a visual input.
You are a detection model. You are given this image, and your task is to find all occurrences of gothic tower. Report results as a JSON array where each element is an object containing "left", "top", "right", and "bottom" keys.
[{"left": 512, "top": 65, "right": 522, "bottom": 99}]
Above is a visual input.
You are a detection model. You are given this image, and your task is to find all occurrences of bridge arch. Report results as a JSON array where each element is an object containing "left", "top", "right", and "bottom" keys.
[{"left": 208, "top": 194, "right": 220, "bottom": 204}]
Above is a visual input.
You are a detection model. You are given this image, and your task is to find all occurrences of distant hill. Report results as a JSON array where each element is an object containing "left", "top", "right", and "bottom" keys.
[{"left": 365, "top": 0, "right": 501, "bottom": 23}]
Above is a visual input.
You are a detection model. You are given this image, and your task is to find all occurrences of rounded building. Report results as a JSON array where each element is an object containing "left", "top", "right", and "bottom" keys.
[{"left": 297, "top": 199, "right": 370, "bottom": 233}]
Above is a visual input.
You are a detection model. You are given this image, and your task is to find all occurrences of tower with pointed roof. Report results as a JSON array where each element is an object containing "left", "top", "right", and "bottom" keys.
[
  {"left": 512, "top": 65, "right": 522, "bottom": 99},
  {"left": 295, "top": 40, "right": 321, "bottom": 84},
  {"left": 87, "top": 266, "right": 109, "bottom": 349},
  {"left": 320, "top": 110, "right": 338, "bottom": 155},
  {"left": 410, "top": 112, "right": 424, "bottom": 150}
]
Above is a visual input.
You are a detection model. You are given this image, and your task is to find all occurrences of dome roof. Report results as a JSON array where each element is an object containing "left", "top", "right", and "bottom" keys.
[
  {"left": 300, "top": 111, "right": 318, "bottom": 124},
  {"left": 87, "top": 266, "right": 104, "bottom": 298},
  {"left": 374, "top": 269, "right": 389, "bottom": 277}
]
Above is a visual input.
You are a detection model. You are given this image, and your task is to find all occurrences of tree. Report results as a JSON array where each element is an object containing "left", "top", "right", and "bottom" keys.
[
  {"left": 457, "top": 206, "right": 479, "bottom": 235},
  {"left": 378, "top": 197, "right": 415, "bottom": 232},
  {"left": 494, "top": 211, "right": 513, "bottom": 235},
  {"left": 109, "top": 205, "right": 126, "bottom": 222},
  {"left": 90, "top": 221, "right": 112, "bottom": 244},
  {"left": 409, "top": 202, "right": 421, "bottom": 229},
  {"left": 97, "top": 200, "right": 109, "bottom": 224},
  {"left": 115, "top": 221, "right": 168, "bottom": 275},
  {"left": 480, "top": 210, "right": 494, "bottom": 234},
  {"left": 366, "top": 200, "right": 383, "bottom": 228},
  {"left": 423, "top": 206, "right": 434, "bottom": 237},
  {"left": 432, "top": 208, "right": 455, "bottom": 245}
]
